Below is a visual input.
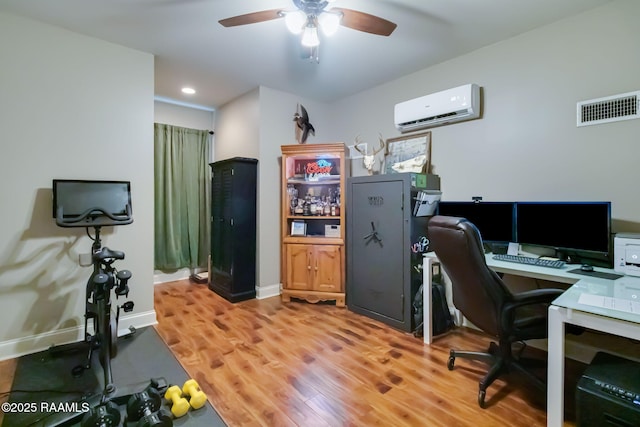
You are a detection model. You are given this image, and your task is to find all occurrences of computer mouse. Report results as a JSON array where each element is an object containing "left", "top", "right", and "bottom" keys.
[{"left": 580, "top": 264, "right": 594, "bottom": 272}]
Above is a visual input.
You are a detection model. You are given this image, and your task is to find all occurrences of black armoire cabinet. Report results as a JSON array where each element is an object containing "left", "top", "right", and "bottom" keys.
[
  {"left": 346, "top": 173, "right": 440, "bottom": 332},
  {"left": 209, "top": 157, "right": 258, "bottom": 302}
]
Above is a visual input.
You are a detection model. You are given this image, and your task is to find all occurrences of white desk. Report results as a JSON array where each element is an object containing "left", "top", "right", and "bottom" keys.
[
  {"left": 422, "top": 252, "right": 594, "bottom": 344},
  {"left": 421, "top": 253, "right": 640, "bottom": 426},
  {"left": 486, "top": 254, "right": 601, "bottom": 284},
  {"left": 422, "top": 254, "right": 434, "bottom": 344},
  {"left": 547, "top": 276, "right": 640, "bottom": 427}
]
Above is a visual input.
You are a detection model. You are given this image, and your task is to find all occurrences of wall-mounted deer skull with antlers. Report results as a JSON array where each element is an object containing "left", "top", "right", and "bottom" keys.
[{"left": 354, "top": 134, "right": 386, "bottom": 175}]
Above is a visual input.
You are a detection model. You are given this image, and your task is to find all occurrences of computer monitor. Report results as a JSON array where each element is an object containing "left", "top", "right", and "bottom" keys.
[
  {"left": 437, "top": 201, "right": 515, "bottom": 243},
  {"left": 52, "top": 179, "right": 132, "bottom": 227},
  {"left": 515, "top": 201, "right": 612, "bottom": 264}
]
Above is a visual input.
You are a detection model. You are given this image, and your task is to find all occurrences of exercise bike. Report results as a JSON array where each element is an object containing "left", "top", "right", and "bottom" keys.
[
  {"left": 73, "top": 222, "right": 137, "bottom": 425},
  {"left": 77, "top": 224, "right": 134, "bottom": 390},
  {"left": 54, "top": 180, "right": 136, "bottom": 425}
]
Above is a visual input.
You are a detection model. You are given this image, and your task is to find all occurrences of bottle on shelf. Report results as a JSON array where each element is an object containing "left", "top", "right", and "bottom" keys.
[
  {"left": 303, "top": 193, "right": 311, "bottom": 216},
  {"left": 287, "top": 184, "right": 298, "bottom": 215}
]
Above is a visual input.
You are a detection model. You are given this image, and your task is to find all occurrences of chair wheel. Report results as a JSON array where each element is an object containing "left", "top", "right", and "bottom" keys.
[
  {"left": 447, "top": 356, "right": 455, "bottom": 370},
  {"left": 478, "top": 389, "right": 486, "bottom": 408}
]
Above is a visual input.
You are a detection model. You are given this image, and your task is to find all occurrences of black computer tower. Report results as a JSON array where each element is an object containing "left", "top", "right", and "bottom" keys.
[{"left": 576, "top": 351, "right": 640, "bottom": 427}]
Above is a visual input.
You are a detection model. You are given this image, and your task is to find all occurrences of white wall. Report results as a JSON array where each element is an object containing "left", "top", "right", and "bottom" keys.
[
  {"left": 331, "top": 0, "right": 640, "bottom": 232},
  {"left": 154, "top": 101, "right": 214, "bottom": 133},
  {"left": 0, "top": 12, "right": 155, "bottom": 359},
  {"left": 215, "top": 86, "right": 334, "bottom": 297},
  {"left": 257, "top": 87, "right": 334, "bottom": 297},
  {"left": 214, "top": 89, "right": 261, "bottom": 161}
]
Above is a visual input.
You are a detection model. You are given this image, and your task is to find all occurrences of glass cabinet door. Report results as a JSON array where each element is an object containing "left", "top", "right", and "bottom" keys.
[{"left": 283, "top": 150, "right": 344, "bottom": 241}]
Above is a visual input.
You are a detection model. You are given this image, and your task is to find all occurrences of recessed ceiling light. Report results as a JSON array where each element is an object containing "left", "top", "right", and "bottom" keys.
[{"left": 181, "top": 87, "right": 196, "bottom": 95}]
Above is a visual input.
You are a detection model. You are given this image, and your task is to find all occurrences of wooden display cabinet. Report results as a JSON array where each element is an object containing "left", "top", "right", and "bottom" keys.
[{"left": 280, "top": 143, "right": 347, "bottom": 307}]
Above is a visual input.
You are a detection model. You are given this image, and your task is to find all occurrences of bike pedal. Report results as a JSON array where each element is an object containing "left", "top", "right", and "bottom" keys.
[{"left": 122, "top": 301, "right": 134, "bottom": 312}]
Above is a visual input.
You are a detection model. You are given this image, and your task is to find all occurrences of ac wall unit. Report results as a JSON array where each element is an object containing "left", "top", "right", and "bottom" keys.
[{"left": 394, "top": 84, "right": 480, "bottom": 132}]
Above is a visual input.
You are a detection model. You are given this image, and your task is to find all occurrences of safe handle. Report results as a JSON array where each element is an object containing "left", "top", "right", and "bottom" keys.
[{"left": 363, "top": 221, "right": 383, "bottom": 246}]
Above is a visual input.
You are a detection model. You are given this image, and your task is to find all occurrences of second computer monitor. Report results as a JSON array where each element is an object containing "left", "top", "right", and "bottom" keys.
[
  {"left": 437, "top": 201, "right": 515, "bottom": 243},
  {"left": 515, "top": 201, "right": 611, "bottom": 256}
]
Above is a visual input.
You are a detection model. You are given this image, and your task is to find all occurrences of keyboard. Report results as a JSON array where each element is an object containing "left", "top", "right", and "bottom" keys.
[{"left": 492, "top": 254, "right": 565, "bottom": 269}]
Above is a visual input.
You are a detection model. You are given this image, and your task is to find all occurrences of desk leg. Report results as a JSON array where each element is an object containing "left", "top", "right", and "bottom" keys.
[
  {"left": 423, "top": 255, "right": 433, "bottom": 345},
  {"left": 547, "top": 305, "right": 565, "bottom": 427}
]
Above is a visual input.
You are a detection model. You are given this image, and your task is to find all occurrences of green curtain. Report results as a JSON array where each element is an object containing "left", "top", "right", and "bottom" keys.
[{"left": 154, "top": 123, "right": 211, "bottom": 270}]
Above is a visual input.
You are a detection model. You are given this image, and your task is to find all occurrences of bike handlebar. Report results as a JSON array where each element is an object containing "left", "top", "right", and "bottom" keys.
[{"left": 56, "top": 205, "right": 133, "bottom": 228}]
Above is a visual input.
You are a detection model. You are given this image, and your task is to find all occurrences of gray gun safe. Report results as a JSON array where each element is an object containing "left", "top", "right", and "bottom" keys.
[{"left": 346, "top": 173, "right": 440, "bottom": 332}]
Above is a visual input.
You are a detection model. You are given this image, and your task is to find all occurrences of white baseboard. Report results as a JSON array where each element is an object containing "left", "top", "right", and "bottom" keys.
[
  {"left": 154, "top": 267, "right": 208, "bottom": 285},
  {"left": 116, "top": 310, "right": 158, "bottom": 337},
  {"left": 256, "top": 283, "right": 281, "bottom": 300},
  {"left": 0, "top": 310, "right": 157, "bottom": 362},
  {"left": 154, "top": 268, "right": 192, "bottom": 284}
]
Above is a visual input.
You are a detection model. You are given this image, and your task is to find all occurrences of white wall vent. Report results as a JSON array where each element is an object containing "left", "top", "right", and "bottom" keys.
[{"left": 577, "top": 90, "right": 640, "bottom": 127}]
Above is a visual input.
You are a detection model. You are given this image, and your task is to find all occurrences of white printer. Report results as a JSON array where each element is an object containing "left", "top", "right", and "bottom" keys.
[{"left": 614, "top": 233, "right": 640, "bottom": 277}]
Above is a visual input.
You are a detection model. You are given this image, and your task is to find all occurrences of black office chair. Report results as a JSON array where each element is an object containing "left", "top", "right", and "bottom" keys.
[{"left": 427, "top": 215, "right": 566, "bottom": 408}]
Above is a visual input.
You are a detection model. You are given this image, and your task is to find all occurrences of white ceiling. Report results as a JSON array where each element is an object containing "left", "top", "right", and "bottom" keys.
[{"left": 0, "top": 0, "right": 612, "bottom": 110}]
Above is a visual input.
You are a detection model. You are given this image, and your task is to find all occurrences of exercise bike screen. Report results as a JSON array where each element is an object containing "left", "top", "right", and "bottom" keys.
[{"left": 53, "top": 179, "right": 132, "bottom": 220}]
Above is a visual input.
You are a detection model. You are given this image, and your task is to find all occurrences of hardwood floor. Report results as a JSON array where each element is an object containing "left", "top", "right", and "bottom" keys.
[
  {"left": 154, "top": 280, "right": 583, "bottom": 427},
  {"left": 0, "top": 279, "right": 581, "bottom": 426},
  {"left": 0, "top": 357, "right": 17, "bottom": 426}
]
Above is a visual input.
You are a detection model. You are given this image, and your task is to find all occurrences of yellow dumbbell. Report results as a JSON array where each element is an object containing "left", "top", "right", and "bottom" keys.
[
  {"left": 182, "top": 379, "right": 207, "bottom": 410},
  {"left": 164, "top": 385, "right": 190, "bottom": 418}
]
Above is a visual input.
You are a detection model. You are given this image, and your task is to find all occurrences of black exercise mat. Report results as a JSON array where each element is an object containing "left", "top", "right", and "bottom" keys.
[{"left": 3, "top": 327, "right": 226, "bottom": 427}]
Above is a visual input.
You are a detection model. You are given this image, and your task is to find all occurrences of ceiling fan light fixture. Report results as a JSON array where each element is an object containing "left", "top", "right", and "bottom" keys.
[
  {"left": 318, "top": 11, "right": 341, "bottom": 36},
  {"left": 301, "top": 25, "right": 320, "bottom": 47},
  {"left": 284, "top": 10, "right": 306, "bottom": 34}
]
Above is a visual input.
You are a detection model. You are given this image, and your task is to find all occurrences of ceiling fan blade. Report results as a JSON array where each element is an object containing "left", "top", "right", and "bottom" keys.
[
  {"left": 219, "top": 9, "right": 283, "bottom": 27},
  {"left": 333, "top": 8, "right": 397, "bottom": 36}
]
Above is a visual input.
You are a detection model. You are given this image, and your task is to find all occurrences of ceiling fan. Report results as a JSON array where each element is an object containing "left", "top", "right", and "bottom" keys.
[{"left": 219, "top": 0, "right": 397, "bottom": 49}]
